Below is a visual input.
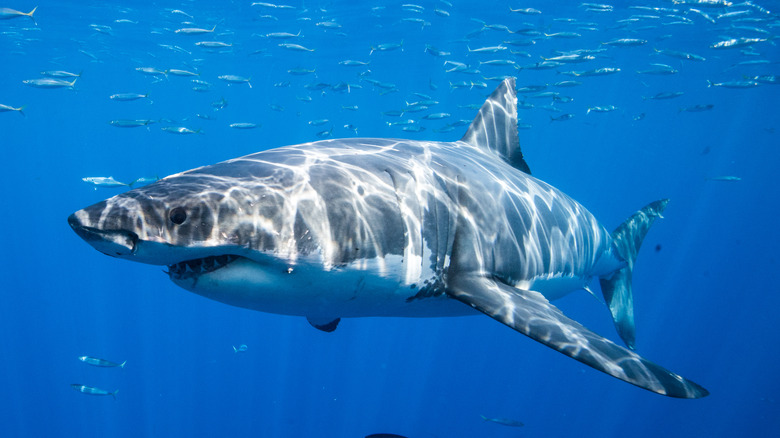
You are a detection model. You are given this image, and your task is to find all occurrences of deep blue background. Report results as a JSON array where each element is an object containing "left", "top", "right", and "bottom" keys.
[{"left": 1, "top": 1, "right": 779, "bottom": 436}]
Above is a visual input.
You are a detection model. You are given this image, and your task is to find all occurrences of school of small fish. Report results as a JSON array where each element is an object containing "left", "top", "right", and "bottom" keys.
[
  {"left": 2, "top": 0, "right": 776, "bottom": 154},
  {"left": 71, "top": 355, "right": 125, "bottom": 400}
]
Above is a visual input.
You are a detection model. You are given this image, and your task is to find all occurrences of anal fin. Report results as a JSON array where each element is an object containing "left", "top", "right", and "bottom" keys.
[{"left": 446, "top": 275, "right": 708, "bottom": 398}]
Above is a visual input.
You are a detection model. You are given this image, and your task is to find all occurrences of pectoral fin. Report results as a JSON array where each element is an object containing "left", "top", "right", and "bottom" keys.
[{"left": 446, "top": 275, "right": 708, "bottom": 398}]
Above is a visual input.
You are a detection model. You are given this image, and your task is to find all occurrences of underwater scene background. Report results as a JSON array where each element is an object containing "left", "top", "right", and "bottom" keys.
[{"left": 1, "top": 0, "right": 779, "bottom": 436}]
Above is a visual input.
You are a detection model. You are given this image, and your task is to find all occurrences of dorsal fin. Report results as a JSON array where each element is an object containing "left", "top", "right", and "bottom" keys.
[{"left": 460, "top": 77, "right": 530, "bottom": 174}]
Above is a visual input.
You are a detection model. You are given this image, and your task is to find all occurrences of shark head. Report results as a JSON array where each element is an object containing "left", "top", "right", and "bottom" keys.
[
  {"left": 69, "top": 174, "right": 276, "bottom": 263},
  {"left": 68, "top": 149, "right": 410, "bottom": 316},
  {"left": 69, "top": 158, "right": 327, "bottom": 308}
]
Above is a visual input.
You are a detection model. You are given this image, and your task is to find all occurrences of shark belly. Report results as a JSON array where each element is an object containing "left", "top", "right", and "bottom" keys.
[{"left": 170, "top": 255, "right": 475, "bottom": 318}]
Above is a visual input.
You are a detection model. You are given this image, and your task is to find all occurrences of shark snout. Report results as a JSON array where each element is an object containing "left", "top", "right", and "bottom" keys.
[{"left": 68, "top": 212, "right": 139, "bottom": 258}]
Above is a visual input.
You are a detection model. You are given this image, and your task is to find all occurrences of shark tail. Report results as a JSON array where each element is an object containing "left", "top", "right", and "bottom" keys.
[{"left": 599, "top": 199, "right": 669, "bottom": 350}]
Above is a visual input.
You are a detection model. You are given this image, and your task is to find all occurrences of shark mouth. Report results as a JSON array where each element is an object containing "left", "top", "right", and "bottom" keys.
[{"left": 167, "top": 254, "right": 241, "bottom": 280}]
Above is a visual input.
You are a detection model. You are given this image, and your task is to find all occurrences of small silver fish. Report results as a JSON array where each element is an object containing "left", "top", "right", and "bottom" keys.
[
  {"left": 40, "top": 70, "right": 81, "bottom": 78},
  {"left": 195, "top": 41, "right": 233, "bottom": 48},
  {"left": 287, "top": 67, "right": 315, "bottom": 75},
  {"left": 339, "top": 60, "right": 370, "bottom": 66},
  {"left": 229, "top": 123, "right": 259, "bottom": 129},
  {"left": 707, "top": 176, "right": 741, "bottom": 181},
  {"left": 175, "top": 25, "right": 216, "bottom": 35},
  {"left": 653, "top": 48, "right": 706, "bottom": 61},
  {"left": 211, "top": 97, "right": 228, "bottom": 109},
  {"left": 480, "top": 415, "right": 524, "bottom": 427},
  {"left": 587, "top": 105, "right": 618, "bottom": 114},
  {"left": 78, "top": 356, "right": 127, "bottom": 368},
  {"left": 706, "top": 80, "right": 759, "bottom": 89},
  {"left": 467, "top": 44, "right": 507, "bottom": 53},
  {"left": 316, "top": 127, "right": 333, "bottom": 138},
  {"left": 23, "top": 78, "right": 77, "bottom": 89},
  {"left": 109, "top": 119, "right": 155, "bottom": 128},
  {"left": 170, "top": 9, "right": 193, "bottom": 18},
  {"left": 0, "top": 103, "right": 25, "bottom": 116},
  {"left": 370, "top": 41, "right": 403, "bottom": 54},
  {"left": 82, "top": 176, "right": 131, "bottom": 188},
  {"left": 509, "top": 7, "right": 541, "bottom": 14},
  {"left": 71, "top": 384, "right": 117, "bottom": 400},
  {"left": 0, "top": 6, "right": 37, "bottom": 21},
  {"left": 541, "top": 54, "right": 594, "bottom": 63},
  {"left": 424, "top": 44, "right": 450, "bottom": 57},
  {"left": 278, "top": 43, "right": 315, "bottom": 52},
  {"left": 162, "top": 126, "right": 201, "bottom": 135},
  {"left": 679, "top": 104, "right": 714, "bottom": 112},
  {"left": 572, "top": 67, "right": 620, "bottom": 77},
  {"left": 643, "top": 91, "right": 684, "bottom": 100},
  {"left": 543, "top": 32, "right": 581, "bottom": 39},
  {"left": 166, "top": 69, "right": 199, "bottom": 77},
  {"left": 265, "top": 31, "right": 300, "bottom": 39},
  {"left": 129, "top": 176, "right": 159, "bottom": 186},
  {"left": 637, "top": 64, "right": 678, "bottom": 75},
  {"left": 550, "top": 113, "right": 575, "bottom": 122},
  {"left": 110, "top": 93, "right": 150, "bottom": 101},
  {"left": 135, "top": 67, "right": 166, "bottom": 76},
  {"left": 422, "top": 112, "right": 450, "bottom": 120},
  {"left": 316, "top": 21, "right": 342, "bottom": 28},
  {"left": 710, "top": 37, "right": 766, "bottom": 49},
  {"left": 602, "top": 38, "right": 647, "bottom": 46},
  {"left": 233, "top": 344, "right": 248, "bottom": 353},
  {"left": 218, "top": 75, "right": 252, "bottom": 88}
]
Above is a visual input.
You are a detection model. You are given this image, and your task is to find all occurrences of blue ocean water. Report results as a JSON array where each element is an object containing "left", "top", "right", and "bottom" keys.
[{"left": 1, "top": 0, "right": 779, "bottom": 436}]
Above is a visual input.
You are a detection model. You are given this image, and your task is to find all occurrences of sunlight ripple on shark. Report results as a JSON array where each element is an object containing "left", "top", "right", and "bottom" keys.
[{"left": 68, "top": 78, "right": 708, "bottom": 398}]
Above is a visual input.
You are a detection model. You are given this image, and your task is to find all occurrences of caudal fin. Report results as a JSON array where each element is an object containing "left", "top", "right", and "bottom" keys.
[
  {"left": 27, "top": 6, "right": 37, "bottom": 25},
  {"left": 599, "top": 199, "right": 669, "bottom": 350}
]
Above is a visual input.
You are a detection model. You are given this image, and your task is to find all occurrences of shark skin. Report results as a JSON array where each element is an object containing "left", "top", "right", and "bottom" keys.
[{"left": 68, "top": 78, "right": 708, "bottom": 398}]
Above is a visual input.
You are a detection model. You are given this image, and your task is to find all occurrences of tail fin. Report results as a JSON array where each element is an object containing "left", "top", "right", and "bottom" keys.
[
  {"left": 599, "top": 199, "right": 669, "bottom": 350},
  {"left": 27, "top": 6, "right": 37, "bottom": 24}
]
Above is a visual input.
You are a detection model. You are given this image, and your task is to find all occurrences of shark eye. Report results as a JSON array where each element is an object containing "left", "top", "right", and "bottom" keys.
[{"left": 169, "top": 207, "right": 187, "bottom": 225}]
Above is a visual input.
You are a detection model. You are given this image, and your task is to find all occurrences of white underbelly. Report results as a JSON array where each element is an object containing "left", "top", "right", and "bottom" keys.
[
  {"left": 171, "top": 257, "right": 477, "bottom": 318},
  {"left": 519, "top": 274, "right": 591, "bottom": 301}
]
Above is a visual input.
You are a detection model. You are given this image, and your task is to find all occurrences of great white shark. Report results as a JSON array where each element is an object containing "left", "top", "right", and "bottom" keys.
[{"left": 68, "top": 78, "right": 708, "bottom": 398}]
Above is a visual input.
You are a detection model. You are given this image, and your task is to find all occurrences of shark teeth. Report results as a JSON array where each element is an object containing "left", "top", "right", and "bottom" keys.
[{"left": 167, "top": 254, "right": 239, "bottom": 280}]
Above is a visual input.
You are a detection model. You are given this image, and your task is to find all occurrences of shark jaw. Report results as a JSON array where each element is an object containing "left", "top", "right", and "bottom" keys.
[{"left": 166, "top": 254, "right": 242, "bottom": 280}]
